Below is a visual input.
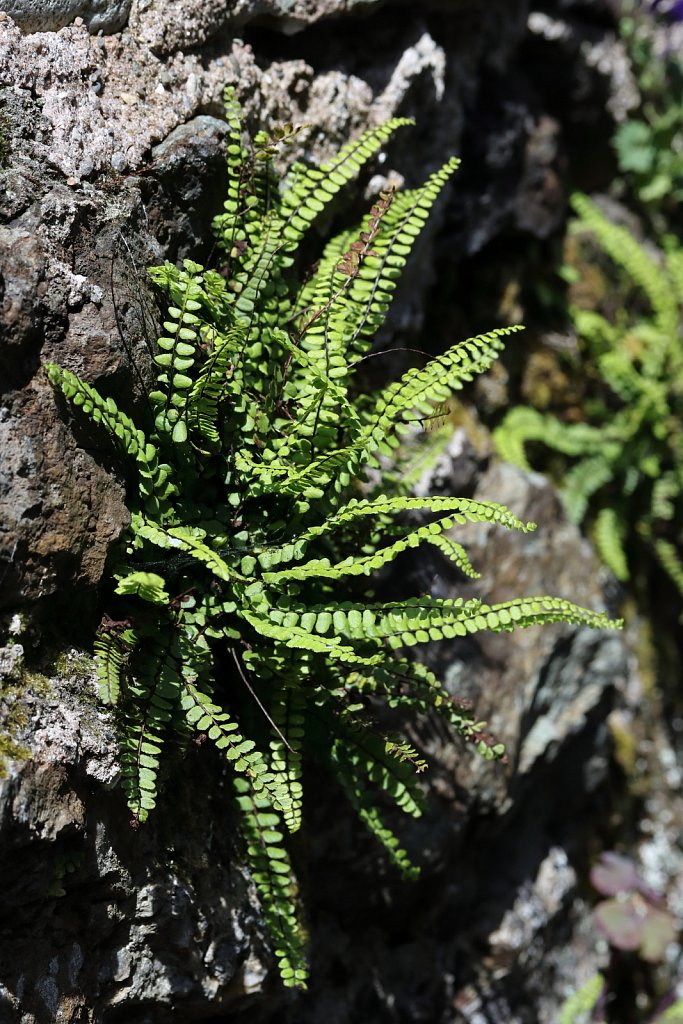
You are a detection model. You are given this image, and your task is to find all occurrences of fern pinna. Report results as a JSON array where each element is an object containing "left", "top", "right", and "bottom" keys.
[
  {"left": 47, "top": 92, "right": 619, "bottom": 988},
  {"left": 495, "top": 194, "right": 683, "bottom": 598}
]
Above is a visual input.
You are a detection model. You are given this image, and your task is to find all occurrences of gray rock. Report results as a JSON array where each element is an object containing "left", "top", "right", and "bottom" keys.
[
  {"left": 0, "top": 1, "right": 670, "bottom": 1022},
  {"left": 0, "top": 661, "right": 271, "bottom": 1023},
  {"left": 275, "top": 450, "right": 630, "bottom": 1024},
  {"left": 0, "top": 0, "right": 131, "bottom": 35},
  {"left": 129, "top": 0, "right": 388, "bottom": 53}
]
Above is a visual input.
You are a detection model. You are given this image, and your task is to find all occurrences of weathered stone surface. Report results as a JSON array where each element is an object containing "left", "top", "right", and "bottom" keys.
[
  {"left": 269, "top": 438, "right": 631, "bottom": 1024},
  {"left": 0, "top": 641, "right": 272, "bottom": 1023},
  {"left": 0, "top": 2, "right": 674, "bottom": 1022},
  {"left": 0, "top": 89, "right": 232, "bottom": 606},
  {"left": 0, "top": 443, "right": 639, "bottom": 1024},
  {"left": 0, "top": 0, "right": 131, "bottom": 35}
]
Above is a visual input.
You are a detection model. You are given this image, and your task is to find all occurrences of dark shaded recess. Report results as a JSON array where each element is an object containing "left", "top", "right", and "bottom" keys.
[
  {"left": 237, "top": 0, "right": 493, "bottom": 39},
  {"left": 241, "top": 0, "right": 479, "bottom": 73},
  {"left": 395, "top": 106, "right": 560, "bottom": 414},
  {"left": 442, "top": 69, "right": 532, "bottom": 255},
  {"left": 411, "top": 5, "right": 622, "bottom": 410},
  {"left": 240, "top": 6, "right": 502, "bottom": 180},
  {"left": 519, "top": 5, "right": 620, "bottom": 191},
  {"left": 259, "top": 680, "right": 618, "bottom": 1024},
  {"left": 140, "top": 128, "right": 230, "bottom": 266},
  {"left": 537, "top": 0, "right": 620, "bottom": 23},
  {"left": 422, "top": 91, "right": 537, "bottom": 387},
  {"left": 642, "top": 565, "right": 683, "bottom": 763}
]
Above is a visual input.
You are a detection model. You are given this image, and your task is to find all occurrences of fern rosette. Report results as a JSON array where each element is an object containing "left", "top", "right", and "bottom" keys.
[
  {"left": 495, "top": 194, "right": 683, "bottom": 597},
  {"left": 47, "top": 91, "right": 620, "bottom": 987}
]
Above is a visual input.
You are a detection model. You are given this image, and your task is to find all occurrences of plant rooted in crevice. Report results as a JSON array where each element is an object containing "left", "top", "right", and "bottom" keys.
[{"left": 47, "top": 91, "right": 619, "bottom": 987}]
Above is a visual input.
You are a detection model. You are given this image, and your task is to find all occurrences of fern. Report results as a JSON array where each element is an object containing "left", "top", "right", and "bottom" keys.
[
  {"left": 46, "top": 95, "right": 620, "bottom": 987},
  {"left": 495, "top": 194, "right": 683, "bottom": 598},
  {"left": 558, "top": 973, "right": 605, "bottom": 1024},
  {"left": 658, "top": 1000, "right": 683, "bottom": 1023}
]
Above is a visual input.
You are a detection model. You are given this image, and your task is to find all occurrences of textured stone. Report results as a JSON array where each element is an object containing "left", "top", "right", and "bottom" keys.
[
  {"left": 129, "top": 0, "right": 395, "bottom": 53},
  {"left": 0, "top": 657, "right": 270, "bottom": 1023},
  {"left": 0, "top": 0, "right": 131, "bottom": 35},
  {"left": 273, "top": 442, "right": 630, "bottom": 1024},
  {"left": 0, "top": 1, "right": 668, "bottom": 1021}
]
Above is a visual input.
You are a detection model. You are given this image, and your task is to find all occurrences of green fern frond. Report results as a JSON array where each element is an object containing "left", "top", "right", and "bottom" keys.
[
  {"left": 593, "top": 505, "right": 629, "bottom": 582},
  {"left": 180, "top": 683, "right": 290, "bottom": 812},
  {"left": 654, "top": 538, "right": 683, "bottom": 597},
  {"left": 572, "top": 308, "right": 619, "bottom": 352},
  {"left": 363, "top": 326, "right": 522, "bottom": 461},
  {"left": 241, "top": 609, "right": 384, "bottom": 666},
  {"left": 119, "top": 636, "right": 183, "bottom": 822},
  {"left": 327, "top": 723, "right": 425, "bottom": 880},
  {"left": 46, "top": 96, "right": 622, "bottom": 989},
  {"left": 269, "top": 687, "right": 305, "bottom": 833},
  {"left": 494, "top": 406, "right": 607, "bottom": 472},
  {"left": 115, "top": 571, "right": 170, "bottom": 605},
  {"left": 147, "top": 261, "right": 207, "bottom": 444},
  {"left": 570, "top": 192, "right": 678, "bottom": 342},
  {"left": 665, "top": 241, "right": 683, "bottom": 311},
  {"left": 214, "top": 84, "right": 253, "bottom": 248},
  {"left": 94, "top": 626, "right": 137, "bottom": 706},
  {"left": 186, "top": 324, "right": 247, "bottom": 454},
  {"left": 233, "top": 777, "right": 308, "bottom": 988},
  {"left": 261, "top": 505, "right": 532, "bottom": 586},
  {"left": 131, "top": 516, "right": 243, "bottom": 584},
  {"left": 294, "top": 493, "right": 534, "bottom": 547},
  {"left": 279, "top": 117, "right": 414, "bottom": 252},
  {"left": 561, "top": 455, "right": 617, "bottom": 525},
  {"left": 422, "top": 533, "right": 481, "bottom": 578},
  {"left": 499, "top": 198, "right": 682, "bottom": 594},
  {"left": 331, "top": 737, "right": 421, "bottom": 880},
  {"left": 342, "top": 159, "right": 461, "bottom": 357},
  {"left": 45, "top": 363, "right": 176, "bottom": 516},
  {"left": 651, "top": 471, "right": 678, "bottom": 522},
  {"left": 558, "top": 973, "right": 605, "bottom": 1024}
]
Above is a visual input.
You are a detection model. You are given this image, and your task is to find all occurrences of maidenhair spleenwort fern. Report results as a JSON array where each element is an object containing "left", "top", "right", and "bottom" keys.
[
  {"left": 47, "top": 92, "right": 620, "bottom": 988},
  {"left": 495, "top": 194, "right": 683, "bottom": 599}
]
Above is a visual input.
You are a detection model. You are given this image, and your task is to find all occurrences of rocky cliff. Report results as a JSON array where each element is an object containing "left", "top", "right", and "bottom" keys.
[{"left": 1, "top": 2, "right": 678, "bottom": 1022}]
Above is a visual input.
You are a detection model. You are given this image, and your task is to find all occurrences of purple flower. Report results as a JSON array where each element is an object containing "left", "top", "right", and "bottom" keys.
[{"left": 649, "top": 0, "right": 683, "bottom": 21}]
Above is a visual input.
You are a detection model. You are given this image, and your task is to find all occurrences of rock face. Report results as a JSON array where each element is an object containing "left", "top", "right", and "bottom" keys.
[
  {"left": 0, "top": 0, "right": 132, "bottom": 35},
  {"left": 0, "top": 450, "right": 637, "bottom": 1024},
  {"left": 1, "top": 1, "right": 675, "bottom": 1022},
  {"left": 0, "top": 0, "right": 625, "bottom": 608},
  {"left": 0, "top": 645, "right": 272, "bottom": 1023}
]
